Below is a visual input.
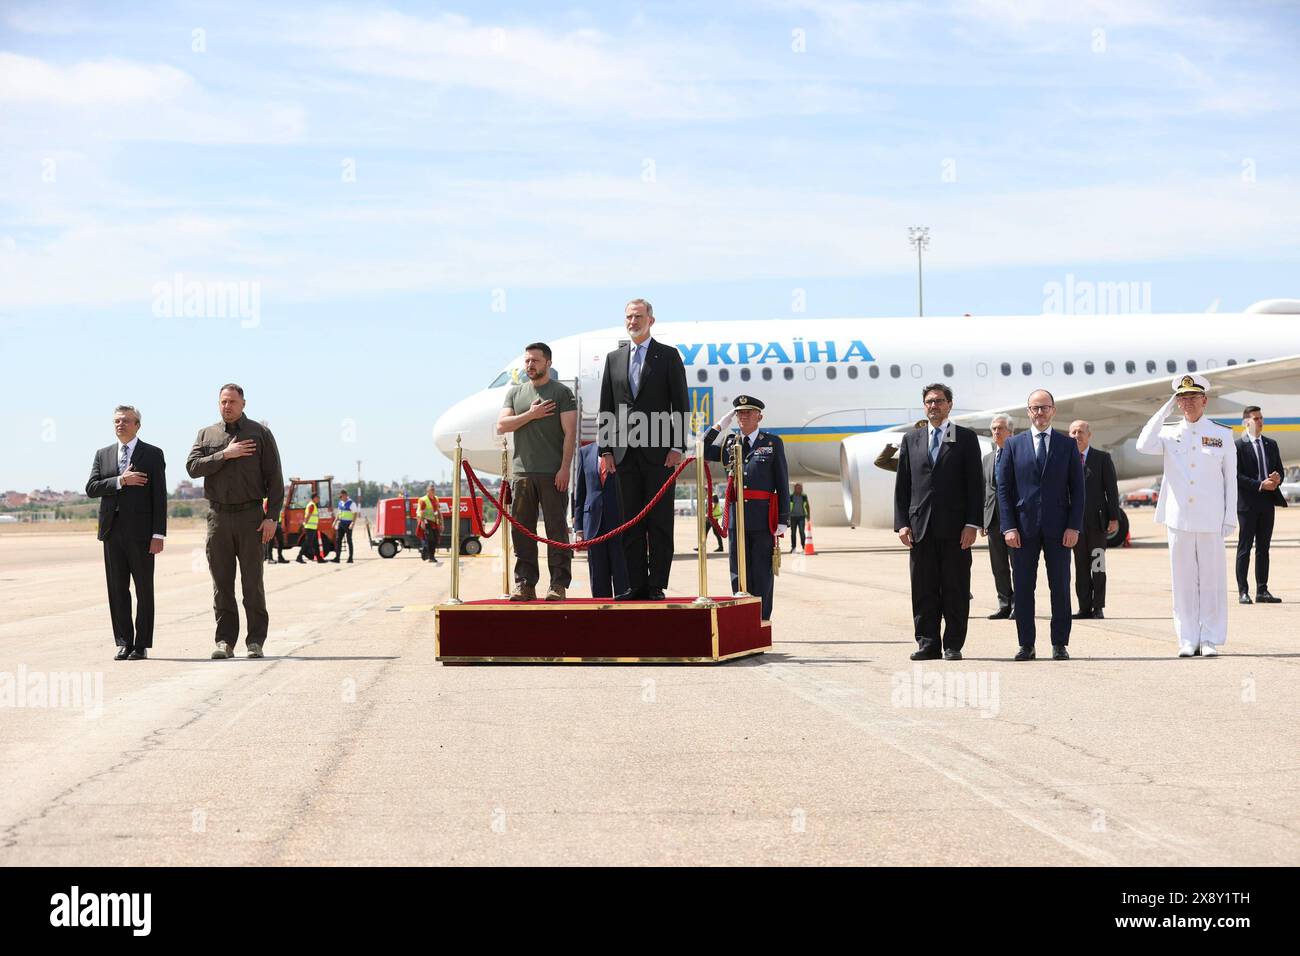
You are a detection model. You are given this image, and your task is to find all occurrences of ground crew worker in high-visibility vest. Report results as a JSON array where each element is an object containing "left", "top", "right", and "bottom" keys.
[
  {"left": 263, "top": 495, "right": 288, "bottom": 564},
  {"left": 332, "top": 489, "right": 357, "bottom": 564},
  {"left": 695, "top": 491, "right": 726, "bottom": 553},
  {"left": 296, "top": 492, "right": 324, "bottom": 564},
  {"left": 417, "top": 484, "right": 442, "bottom": 564}
]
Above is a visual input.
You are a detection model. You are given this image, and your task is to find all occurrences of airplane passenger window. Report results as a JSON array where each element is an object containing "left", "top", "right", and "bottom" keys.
[
  {"left": 1105, "top": 361, "right": 1115, "bottom": 374},
  {"left": 847, "top": 366, "right": 858, "bottom": 379},
  {"left": 1084, "top": 361, "right": 1095, "bottom": 374},
  {"left": 762, "top": 367, "right": 773, "bottom": 380},
  {"left": 784, "top": 367, "right": 794, "bottom": 380},
  {"left": 718, "top": 369, "right": 730, "bottom": 382},
  {"left": 1043, "top": 361, "right": 1054, "bottom": 375},
  {"left": 1125, "top": 360, "right": 1136, "bottom": 373},
  {"left": 1187, "top": 360, "right": 1197, "bottom": 372},
  {"left": 1166, "top": 360, "right": 1176, "bottom": 373},
  {"left": 1207, "top": 359, "right": 1218, "bottom": 369},
  {"left": 740, "top": 368, "right": 751, "bottom": 381},
  {"left": 1146, "top": 360, "right": 1156, "bottom": 373},
  {"left": 890, "top": 365, "right": 901, "bottom": 378},
  {"left": 1063, "top": 361, "right": 1074, "bottom": 374},
  {"left": 826, "top": 366, "right": 837, "bottom": 380},
  {"left": 976, "top": 362, "right": 988, "bottom": 377},
  {"left": 910, "top": 364, "right": 922, "bottom": 378},
  {"left": 805, "top": 367, "right": 817, "bottom": 380},
  {"left": 943, "top": 363, "right": 954, "bottom": 376},
  {"left": 869, "top": 365, "right": 880, "bottom": 379},
  {"left": 1000, "top": 363, "right": 1011, "bottom": 376},
  {"left": 1021, "top": 362, "right": 1032, "bottom": 376},
  {"left": 697, "top": 369, "right": 708, "bottom": 383},
  {"left": 1226, "top": 359, "right": 1238, "bottom": 366}
]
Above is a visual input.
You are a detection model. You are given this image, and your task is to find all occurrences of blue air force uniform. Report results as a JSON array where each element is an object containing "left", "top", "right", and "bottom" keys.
[{"left": 703, "top": 396, "right": 790, "bottom": 620}]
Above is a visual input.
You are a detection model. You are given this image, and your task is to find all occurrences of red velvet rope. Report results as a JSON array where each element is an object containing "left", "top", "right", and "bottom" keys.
[
  {"left": 457, "top": 474, "right": 509, "bottom": 539},
  {"left": 462, "top": 456, "right": 694, "bottom": 551}
]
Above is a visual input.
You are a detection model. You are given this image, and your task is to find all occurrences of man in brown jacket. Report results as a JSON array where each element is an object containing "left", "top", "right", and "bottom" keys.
[{"left": 186, "top": 383, "right": 284, "bottom": 659}]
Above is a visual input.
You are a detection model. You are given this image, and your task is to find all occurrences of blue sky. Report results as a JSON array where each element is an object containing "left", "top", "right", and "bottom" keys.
[{"left": 2, "top": 0, "right": 1298, "bottom": 491}]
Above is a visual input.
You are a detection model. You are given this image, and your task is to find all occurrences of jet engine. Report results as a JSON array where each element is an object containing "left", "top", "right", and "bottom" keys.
[{"left": 839, "top": 431, "right": 910, "bottom": 528}]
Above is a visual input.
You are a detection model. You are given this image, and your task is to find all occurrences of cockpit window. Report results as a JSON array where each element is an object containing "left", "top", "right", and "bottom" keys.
[{"left": 489, "top": 367, "right": 521, "bottom": 388}]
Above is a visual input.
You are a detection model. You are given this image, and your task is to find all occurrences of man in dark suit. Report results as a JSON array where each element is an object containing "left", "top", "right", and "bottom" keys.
[
  {"left": 85, "top": 405, "right": 167, "bottom": 660},
  {"left": 598, "top": 298, "right": 690, "bottom": 601},
  {"left": 1068, "top": 420, "right": 1120, "bottom": 619},
  {"left": 997, "top": 389, "right": 1085, "bottom": 661},
  {"left": 981, "top": 414, "right": 1015, "bottom": 619},
  {"left": 1236, "top": 405, "right": 1287, "bottom": 604},
  {"left": 572, "top": 441, "right": 629, "bottom": 599},
  {"left": 893, "top": 383, "right": 984, "bottom": 661}
]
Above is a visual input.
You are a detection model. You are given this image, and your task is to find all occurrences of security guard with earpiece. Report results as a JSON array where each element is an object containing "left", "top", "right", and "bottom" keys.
[{"left": 703, "top": 395, "right": 790, "bottom": 622}]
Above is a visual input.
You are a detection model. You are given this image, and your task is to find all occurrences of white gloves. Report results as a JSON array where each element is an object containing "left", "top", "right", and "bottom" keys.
[
  {"left": 715, "top": 409, "right": 737, "bottom": 432},
  {"left": 776, "top": 524, "right": 788, "bottom": 538}
]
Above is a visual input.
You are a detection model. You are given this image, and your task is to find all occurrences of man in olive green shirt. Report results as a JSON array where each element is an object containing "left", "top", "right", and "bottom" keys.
[
  {"left": 497, "top": 342, "right": 577, "bottom": 601},
  {"left": 186, "top": 383, "right": 284, "bottom": 659}
]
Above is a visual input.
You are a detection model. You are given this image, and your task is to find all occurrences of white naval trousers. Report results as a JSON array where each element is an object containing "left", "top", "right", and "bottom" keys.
[{"left": 1167, "top": 528, "right": 1228, "bottom": 647}]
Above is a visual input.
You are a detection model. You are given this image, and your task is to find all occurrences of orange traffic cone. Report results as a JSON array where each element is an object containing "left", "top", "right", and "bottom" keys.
[{"left": 804, "top": 513, "right": 816, "bottom": 556}]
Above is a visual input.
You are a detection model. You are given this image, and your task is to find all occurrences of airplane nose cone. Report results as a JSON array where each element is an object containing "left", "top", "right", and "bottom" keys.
[{"left": 433, "top": 392, "right": 504, "bottom": 471}]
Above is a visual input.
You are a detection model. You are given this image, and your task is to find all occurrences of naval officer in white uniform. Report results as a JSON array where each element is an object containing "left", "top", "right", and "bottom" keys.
[{"left": 1136, "top": 374, "right": 1237, "bottom": 657}]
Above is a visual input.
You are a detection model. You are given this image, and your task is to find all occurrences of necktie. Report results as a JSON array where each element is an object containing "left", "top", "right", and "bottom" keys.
[
  {"left": 630, "top": 344, "right": 644, "bottom": 398},
  {"left": 1256, "top": 439, "right": 1266, "bottom": 484},
  {"left": 929, "top": 426, "right": 942, "bottom": 463},
  {"left": 1080, "top": 451, "right": 1086, "bottom": 472},
  {"left": 598, "top": 455, "right": 608, "bottom": 486},
  {"left": 119, "top": 444, "right": 130, "bottom": 474},
  {"left": 1036, "top": 432, "right": 1047, "bottom": 474},
  {"left": 993, "top": 448, "right": 1000, "bottom": 486}
]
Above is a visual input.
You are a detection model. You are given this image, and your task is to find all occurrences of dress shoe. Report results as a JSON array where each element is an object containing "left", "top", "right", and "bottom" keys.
[
  {"left": 545, "top": 585, "right": 566, "bottom": 602},
  {"left": 1239, "top": 592, "right": 1253, "bottom": 605},
  {"left": 1092, "top": 609, "right": 1104, "bottom": 619},
  {"left": 714, "top": 546, "right": 723, "bottom": 553},
  {"left": 1198, "top": 643, "right": 1218, "bottom": 658},
  {"left": 127, "top": 648, "right": 147, "bottom": 660},
  {"left": 942, "top": 649, "right": 962, "bottom": 661},
  {"left": 114, "top": 646, "right": 129, "bottom": 661},
  {"left": 331, "top": 558, "right": 340, "bottom": 564},
  {"left": 247, "top": 643, "right": 264, "bottom": 659},
  {"left": 508, "top": 585, "right": 536, "bottom": 602},
  {"left": 647, "top": 588, "right": 667, "bottom": 601},
  {"left": 1051, "top": 645, "right": 1069, "bottom": 661},
  {"left": 347, "top": 558, "right": 353, "bottom": 564},
  {"left": 988, "top": 607, "right": 1012, "bottom": 619},
  {"left": 211, "top": 642, "right": 233, "bottom": 660},
  {"left": 616, "top": 586, "right": 648, "bottom": 601},
  {"left": 277, "top": 557, "right": 289, "bottom": 563},
  {"left": 910, "top": 649, "right": 942, "bottom": 661},
  {"left": 1014, "top": 647, "right": 1036, "bottom": 662},
  {"left": 1071, "top": 611, "right": 1092, "bottom": 620},
  {"left": 1178, "top": 642, "right": 1197, "bottom": 657},
  {"left": 295, "top": 556, "right": 306, "bottom": 564},
  {"left": 1256, "top": 590, "right": 1281, "bottom": 604}
]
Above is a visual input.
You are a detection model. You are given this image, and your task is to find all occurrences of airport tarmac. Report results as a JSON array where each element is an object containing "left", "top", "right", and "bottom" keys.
[{"left": 1, "top": 509, "right": 1297, "bottom": 867}]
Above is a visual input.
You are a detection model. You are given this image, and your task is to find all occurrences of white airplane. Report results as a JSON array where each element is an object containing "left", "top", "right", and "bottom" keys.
[{"left": 433, "top": 299, "right": 1300, "bottom": 540}]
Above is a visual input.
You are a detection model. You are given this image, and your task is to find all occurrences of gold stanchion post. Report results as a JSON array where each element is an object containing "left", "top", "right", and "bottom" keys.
[
  {"left": 692, "top": 438, "right": 714, "bottom": 607},
  {"left": 447, "top": 435, "right": 464, "bottom": 605},
  {"left": 731, "top": 438, "right": 749, "bottom": 597},
  {"left": 499, "top": 438, "right": 512, "bottom": 599}
]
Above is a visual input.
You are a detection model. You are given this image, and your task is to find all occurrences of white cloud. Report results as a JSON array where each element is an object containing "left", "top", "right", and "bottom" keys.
[{"left": 0, "top": 53, "right": 193, "bottom": 105}]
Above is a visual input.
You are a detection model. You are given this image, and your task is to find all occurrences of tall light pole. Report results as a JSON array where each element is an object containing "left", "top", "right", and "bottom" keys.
[{"left": 908, "top": 226, "right": 930, "bottom": 317}]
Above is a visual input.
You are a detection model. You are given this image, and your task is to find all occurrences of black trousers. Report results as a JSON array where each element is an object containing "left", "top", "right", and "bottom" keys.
[
  {"left": 909, "top": 532, "right": 972, "bottom": 654},
  {"left": 986, "top": 515, "right": 1014, "bottom": 610},
  {"left": 617, "top": 450, "right": 677, "bottom": 591},
  {"left": 1072, "top": 522, "right": 1108, "bottom": 613},
  {"left": 730, "top": 527, "right": 776, "bottom": 619},
  {"left": 264, "top": 525, "right": 284, "bottom": 561},
  {"left": 789, "top": 516, "right": 806, "bottom": 550},
  {"left": 334, "top": 521, "right": 353, "bottom": 560},
  {"left": 1236, "top": 507, "right": 1276, "bottom": 592},
  {"left": 103, "top": 527, "right": 155, "bottom": 649}
]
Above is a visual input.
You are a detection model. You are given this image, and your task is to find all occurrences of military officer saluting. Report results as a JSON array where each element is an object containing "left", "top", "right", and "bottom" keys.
[
  {"left": 1136, "top": 374, "right": 1238, "bottom": 657},
  {"left": 703, "top": 396, "right": 790, "bottom": 622}
]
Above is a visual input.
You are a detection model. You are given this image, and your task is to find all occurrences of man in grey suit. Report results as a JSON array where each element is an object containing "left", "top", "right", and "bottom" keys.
[{"left": 981, "top": 414, "right": 1014, "bottom": 619}]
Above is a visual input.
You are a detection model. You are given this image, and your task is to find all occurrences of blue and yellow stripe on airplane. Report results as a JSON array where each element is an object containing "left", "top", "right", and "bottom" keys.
[{"left": 767, "top": 418, "right": 1300, "bottom": 444}]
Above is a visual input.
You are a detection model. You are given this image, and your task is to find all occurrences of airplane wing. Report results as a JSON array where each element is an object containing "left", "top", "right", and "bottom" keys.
[{"left": 953, "top": 354, "right": 1300, "bottom": 447}]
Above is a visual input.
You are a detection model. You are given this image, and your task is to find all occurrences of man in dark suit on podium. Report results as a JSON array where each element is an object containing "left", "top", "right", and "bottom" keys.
[
  {"left": 997, "top": 389, "right": 1085, "bottom": 661},
  {"left": 86, "top": 405, "right": 167, "bottom": 660},
  {"left": 1068, "top": 420, "right": 1120, "bottom": 619},
  {"left": 598, "top": 298, "right": 690, "bottom": 601},
  {"left": 893, "top": 383, "right": 984, "bottom": 661},
  {"left": 1236, "top": 405, "right": 1287, "bottom": 604},
  {"left": 572, "top": 441, "right": 629, "bottom": 599}
]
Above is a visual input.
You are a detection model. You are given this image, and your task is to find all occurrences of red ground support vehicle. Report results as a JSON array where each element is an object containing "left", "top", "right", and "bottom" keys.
[{"left": 366, "top": 495, "right": 489, "bottom": 558}]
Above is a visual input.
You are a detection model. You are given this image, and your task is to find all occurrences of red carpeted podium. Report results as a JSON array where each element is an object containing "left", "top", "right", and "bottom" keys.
[{"left": 435, "top": 596, "right": 769, "bottom": 663}]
